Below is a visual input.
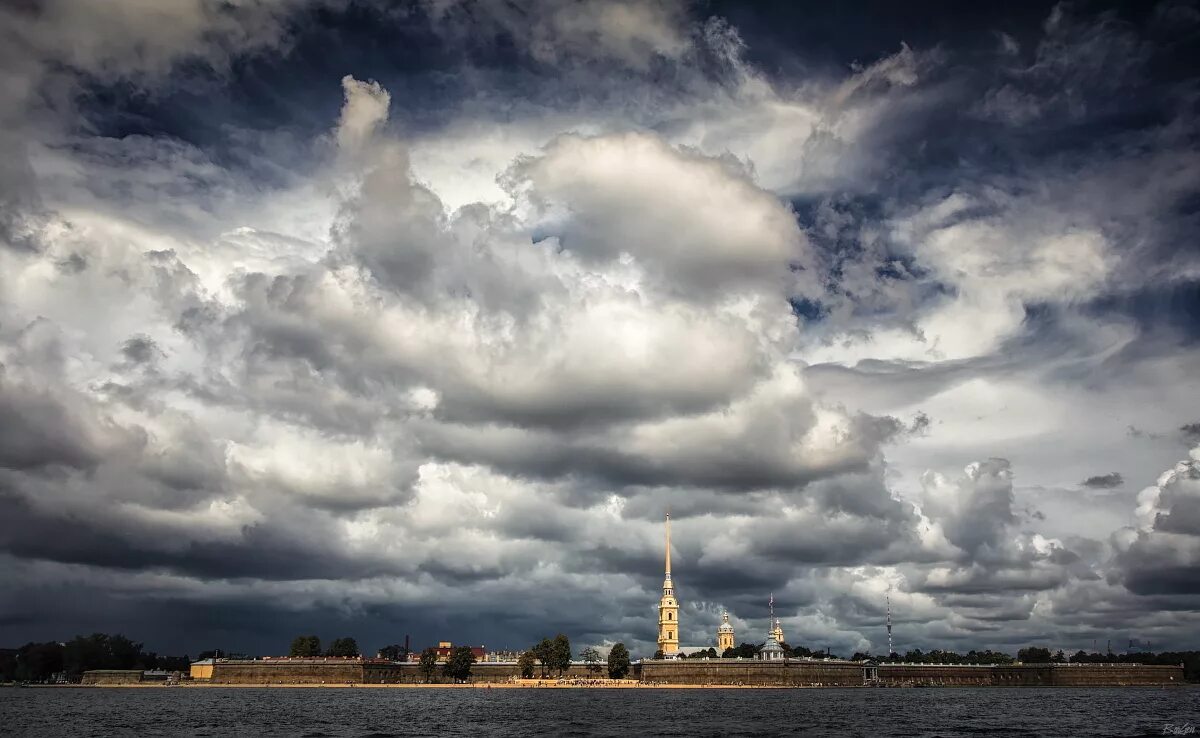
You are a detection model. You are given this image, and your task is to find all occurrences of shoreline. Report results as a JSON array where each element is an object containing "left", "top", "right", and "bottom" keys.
[{"left": 15, "top": 681, "right": 1193, "bottom": 690}]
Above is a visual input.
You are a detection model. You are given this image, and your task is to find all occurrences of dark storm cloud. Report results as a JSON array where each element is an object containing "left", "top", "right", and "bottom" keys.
[
  {"left": 1081, "top": 472, "right": 1124, "bottom": 489},
  {"left": 2, "top": 0, "right": 1199, "bottom": 658},
  {"left": 119, "top": 335, "right": 163, "bottom": 366}
]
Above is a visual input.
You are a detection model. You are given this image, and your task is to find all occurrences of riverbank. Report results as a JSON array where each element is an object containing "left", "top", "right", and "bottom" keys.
[{"left": 23, "top": 680, "right": 832, "bottom": 689}]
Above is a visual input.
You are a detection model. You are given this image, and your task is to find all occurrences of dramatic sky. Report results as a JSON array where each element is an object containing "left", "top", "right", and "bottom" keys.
[{"left": 2, "top": 0, "right": 1199, "bottom": 659}]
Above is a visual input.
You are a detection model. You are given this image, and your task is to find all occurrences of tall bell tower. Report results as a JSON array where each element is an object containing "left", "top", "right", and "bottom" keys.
[{"left": 657, "top": 513, "right": 679, "bottom": 655}]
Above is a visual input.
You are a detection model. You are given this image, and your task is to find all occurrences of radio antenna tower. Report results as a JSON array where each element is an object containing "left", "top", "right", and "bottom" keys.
[{"left": 886, "top": 592, "right": 894, "bottom": 657}]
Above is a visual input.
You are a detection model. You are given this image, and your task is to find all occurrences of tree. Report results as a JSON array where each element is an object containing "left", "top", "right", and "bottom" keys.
[
  {"left": 289, "top": 635, "right": 321, "bottom": 657},
  {"left": 1052, "top": 650, "right": 1066, "bottom": 664},
  {"left": 327, "top": 637, "right": 359, "bottom": 657},
  {"left": 533, "top": 638, "right": 554, "bottom": 677},
  {"left": 1018, "top": 647, "right": 1053, "bottom": 664},
  {"left": 652, "top": 649, "right": 665, "bottom": 660},
  {"left": 721, "top": 647, "right": 735, "bottom": 658},
  {"left": 377, "top": 644, "right": 409, "bottom": 662},
  {"left": 443, "top": 646, "right": 476, "bottom": 682},
  {"left": 731, "top": 643, "right": 759, "bottom": 659},
  {"left": 551, "top": 634, "right": 572, "bottom": 676},
  {"left": 418, "top": 648, "right": 438, "bottom": 683},
  {"left": 1, "top": 649, "right": 17, "bottom": 682},
  {"left": 580, "top": 647, "right": 602, "bottom": 675},
  {"left": 607, "top": 643, "right": 631, "bottom": 679},
  {"left": 61, "top": 634, "right": 145, "bottom": 679},
  {"left": 518, "top": 650, "right": 537, "bottom": 679},
  {"left": 16, "top": 642, "right": 64, "bottom": 682}
]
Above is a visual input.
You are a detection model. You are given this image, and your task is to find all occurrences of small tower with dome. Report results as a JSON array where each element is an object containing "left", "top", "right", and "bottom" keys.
[
  {"left": 758, "top": 593, "right": 787, "bottom": 662},
  {"left": 716, "top": 611, "right": 735, "bottom": 652}
]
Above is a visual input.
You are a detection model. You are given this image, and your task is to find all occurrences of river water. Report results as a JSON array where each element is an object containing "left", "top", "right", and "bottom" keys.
[{"left": 2, "top": 686, "right": 1198, "bottom": 736}]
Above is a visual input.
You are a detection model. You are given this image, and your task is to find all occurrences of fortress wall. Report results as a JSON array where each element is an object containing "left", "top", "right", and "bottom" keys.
[
  {"left": 990, "top": 665, "right": 1052, "bottom": 686},
  {"left": 363, "top": 663, "right": 601, "bottom": 683},
  {"left": 878, "top": 664, "right": 994, "bottom": 686},
  {"left": 884, "top": 663, "right": 1184, "bottom": 687},
  {"left": 209, "top": 660, "right": 364, "bottom": 684},
  {"left": 199, "top": 658, "right": 1184, "bottom": 686},
  {"left": 640, "top": 659, "right": 863, "bottom": 686},
  {"left": 81, "top": 670, "right": 145, "bottom": 685},
  {"left": 1047, "top": 664, "right": 1183, "bottom": 686}
]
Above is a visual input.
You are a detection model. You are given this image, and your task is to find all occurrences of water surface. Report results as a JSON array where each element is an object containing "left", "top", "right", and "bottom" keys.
[{"left": 2, "top": 686, "right": 1198, "bottom": 737}]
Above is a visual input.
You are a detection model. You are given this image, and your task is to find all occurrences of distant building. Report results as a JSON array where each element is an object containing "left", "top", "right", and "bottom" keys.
[
  {"left": 770, "top": 618, "right": 784, "bottom": 646},
  {"left": 190, "top": 659, "right": 215, "bottom": 680},
  {"left": 408, "top": 642, "right": 487, "bottom": 663},
  {"left": 759, "top": 632, "right": 786, "bottom": 661},
  {"left": 717, "top": 612, "right": 735, "bottom": 652}
]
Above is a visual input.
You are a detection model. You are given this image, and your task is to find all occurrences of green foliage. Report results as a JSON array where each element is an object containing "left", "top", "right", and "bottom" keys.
[
  {"left": 878, "top": 648, "right": 1015, "bottom": 665},
  {"left": 580, "top": 646, "right": 602, "bottom": 675},
  {"left": 721, "top": 647, "right": 736, "bottom": 658},
  {"left": 1017, "top": 647, "right": 1053, "bottom": 663},
  {"left": 377, "top": 644, "right": 409, "bottom": 661},
  {"left": 653, "top": 649, "right": 664, "bottom": 660},
  {"left": 607, "top": 643, "right": 631, "bottom": 679},
  {"left": 532, "top": 638, "right": 554, "bottom": 677},
  {"left": 63, "top": 634, "right": 143, "bottom": 677},
  {"left": 418, "top": 648, "right": 438, "bottom": 682},
  {"left": 518, "top": 650, "right": 537, "bottom": 679},
  {"left": 442, "top": 646, "right": 476, "bottom": 682},
  {"left": 14, "top": 642, "right": 64, "bottom": 682},
  {"left": 0, "top": 649, "right": 17, "bottom": 681},
  {"left": 730, "top": 642, "right": 760, "bottom": 659},
  {"left": 289, "top": 635, "right": 322, "bottom": 657},
  {"left": 326, "top": 637, "right": 359, "bottom": 657},
  {"left": 3, "top": 633, "right": 187, "bottom": 682},
  {"left": 551, "top": 634, "right": 572, "bottom": 676}
]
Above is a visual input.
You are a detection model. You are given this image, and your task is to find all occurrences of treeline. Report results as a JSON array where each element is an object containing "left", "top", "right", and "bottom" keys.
[
  {"left": 0, "top": 634, "right": 191, "bottom": 683},
  {"left": 664, "top": 642, "right": 1200, "bottom": 681},
  {"left": 850, "top": 647, "right": 1200, "bottom": 681},
  {"left": 659, "top": 642, "right": 847, "bottom": 660},
  {"left": 850, "top": 648, "right": 1017, "bottom": 665},
  {"left": 287, "top": 635, "right": 360, "bottom": 657},
  {"left": 511, "top": 635, "right": 632, "bottom": 680}
]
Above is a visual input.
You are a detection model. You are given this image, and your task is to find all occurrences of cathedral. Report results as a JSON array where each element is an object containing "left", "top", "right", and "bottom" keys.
[
  {"left": 656, "top": 514, "right": 784, "bottom": 659},
  {"left": 657, "top": 514, "right": 679, "bottom": 655}
]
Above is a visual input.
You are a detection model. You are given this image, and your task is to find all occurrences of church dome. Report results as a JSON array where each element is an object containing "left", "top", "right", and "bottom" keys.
[
  {"left": 718, "top": 612, "right": 734, "bottom": 633},
  {"left": 759, "top": 633, "right": 786, "bottom": 661}
]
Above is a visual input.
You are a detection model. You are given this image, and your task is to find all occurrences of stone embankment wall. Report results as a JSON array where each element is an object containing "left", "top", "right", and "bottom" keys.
[
  {"left": 81, "top": 670, "right": 145, "bottom": 685},
  {"left": 362, "top": 663, "right": 599, "bottom": 684},
  {"left": 205, "top": 659, "right": 604, "bottom": 684},
  {"left": 195, "top": 658, "right": 1184, "bottom": 686},
  {"left": 877, "top": 664, "right": 994, "bottom": 686},
  {"left": 208, "top": 659, "right": 363, "bottom": 685},
  {"left": 643, "top": 660, "right": 1184, "bottom": 687},
  {"left": 640, "top": 659, "right": 862, "bottom": 686},
  {"left": 989, "top": 663, "right": 1183, "bottom": 686}
]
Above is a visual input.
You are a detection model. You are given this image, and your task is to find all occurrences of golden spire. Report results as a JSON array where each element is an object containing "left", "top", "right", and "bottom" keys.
[{"left": 664, "top": 512, "right": 671, "bottom": 579}]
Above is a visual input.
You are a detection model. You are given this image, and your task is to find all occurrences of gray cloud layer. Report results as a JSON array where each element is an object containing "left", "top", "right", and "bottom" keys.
[{"left": 0, "top": 0, "right": 1198, "bottom": 658}]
